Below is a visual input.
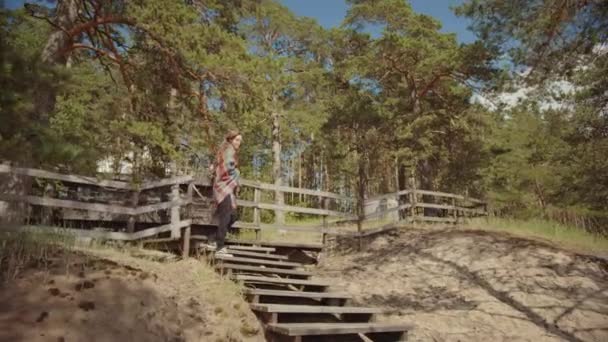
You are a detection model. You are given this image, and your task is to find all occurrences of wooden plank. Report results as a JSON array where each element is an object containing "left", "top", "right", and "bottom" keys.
[
  {"left": 227, "top": 240, "right": 323, "bottom": 251},
  {"left": 240, "top": 179, "right": 352, "bottom": 201},
  {"left": 226, "top": 245, "right": 276, "bottom": 252},
  {"left": 237, "top": 199, "right": 355, "bottom": 219},
  {"left": 416, "top": 202, "right": 455, "bottom": 210},
  {"left": 216, "top": 263, "right": 312, "bottom": 277},
  {"left": 7, "top": 220, "right": 191, "bottom": 242},
  {"left": 219, "top": 250, "right": 289, "bottom": 260},
  {"left": 215, "top": 255, "right": 302, "bottom": 268},
  {"left": 243, "top": 289, "right": 350, "bottom": 300},
  {"left": 5, "top": 225, "right": 133, "bottom": 241},
  {"left": 234, "top": 275, "right": 330, "bottom": 287},
  {"left": 415, "top": 189, "right": 485, "bottom": 204},
  {"left": 131, "top": 220, "right": 192, "bottom": 240},
  {"left": 267, "top": 323, "right": 413, "bottom": 336},
  {"left": 232, "top": 222, "right": 323, "bottom": 233},
  {"left": 0, "top": 193, "right": 188, "bottom": 217},
  {"left": 138, "top": 175, "right": 194, "bottom": 190},
  {"left": 0, "top": 193, "right": 135, "bottom": 215},
  {"left": 0, "top": 164, "right": 130, "bottom": 189},
  {"left": 251, "top": 304, "right": 383, "bottom": 314},
  {"left": 416, "top": 216, "right": 457, "bottom": 223},
  {"left": 141, "top": 237, "right": 179, "bottom": 244}
]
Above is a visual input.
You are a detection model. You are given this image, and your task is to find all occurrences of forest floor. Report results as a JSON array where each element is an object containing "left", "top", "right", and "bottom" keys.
[
  {"left": 0, "top": 244, "right": 264, "bottom": 342},
  {"left": 317, "top": 227, "right": 608, "bottom": 342}
]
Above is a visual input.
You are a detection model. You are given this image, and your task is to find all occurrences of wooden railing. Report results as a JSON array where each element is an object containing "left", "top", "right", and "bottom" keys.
[
  {"left": 365, "top": 189, "right": 486, "bottom": 223},
  {"left": 0, "top": 165, "right": 193, "bottom": 247},
  {"left": 197, "top": 178, "right": 357, "bottom": 236},
  {"left": 1, "top": 165, "right": 487, "bottom": 252}
]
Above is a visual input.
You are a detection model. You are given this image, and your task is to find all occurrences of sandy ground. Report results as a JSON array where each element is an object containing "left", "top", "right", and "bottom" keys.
[
  {"left": 0, "top": 247, "right": 264, "bottom": 342},
  {"left": 317, "top": 228, "right": 608, "bottom": 342}
]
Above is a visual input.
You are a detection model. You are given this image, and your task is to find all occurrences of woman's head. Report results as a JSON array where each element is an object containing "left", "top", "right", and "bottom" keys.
[{"left": 225, "top": 129, "right": 242, "bottom": 150}]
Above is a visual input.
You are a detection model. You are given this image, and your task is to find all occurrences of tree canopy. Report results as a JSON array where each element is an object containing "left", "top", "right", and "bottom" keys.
[{"left": 1, "top": 0, "right": 606, "bottom": 216}]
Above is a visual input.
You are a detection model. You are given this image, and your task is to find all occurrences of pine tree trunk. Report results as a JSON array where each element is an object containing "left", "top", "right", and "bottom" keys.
[
  {"left": 37, "top": 0, "right": 79, "bottom": 122},
  {"left": 272, "top": 111, "right": 285, "bottom": 225}
]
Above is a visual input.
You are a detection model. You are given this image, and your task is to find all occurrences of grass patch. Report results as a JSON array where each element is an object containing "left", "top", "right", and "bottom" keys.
[
  {"left": 0, "top": 229, "right": 75, "bottom": 283},
  {"left": 464, "top": 217, "right": 608, "bottom": 254},
  {"left": 230, "top": 227, "right": 323, "bottom": 244}
]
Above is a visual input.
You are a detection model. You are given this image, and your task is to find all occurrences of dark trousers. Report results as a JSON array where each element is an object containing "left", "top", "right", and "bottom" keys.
[{"left": 216, "top": 195, "right": 236, "bottom": 250}]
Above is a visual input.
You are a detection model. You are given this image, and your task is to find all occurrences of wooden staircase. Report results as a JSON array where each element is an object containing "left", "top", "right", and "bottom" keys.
[{"left": 202, "top": 242, "right": 413, "bottom": 342}]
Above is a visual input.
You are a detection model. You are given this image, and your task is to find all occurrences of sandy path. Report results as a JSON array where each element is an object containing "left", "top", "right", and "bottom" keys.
[{"left": 318, "top": 228, "right": 608, "bottom": 342}]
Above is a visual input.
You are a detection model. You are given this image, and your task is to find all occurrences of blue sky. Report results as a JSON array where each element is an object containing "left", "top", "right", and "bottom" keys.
[
  {"left": 4, "top": 0, "right": 474, "bottom": 43},
  {"left": 280, "top": 0, "right": 475, "bottom": 43}
]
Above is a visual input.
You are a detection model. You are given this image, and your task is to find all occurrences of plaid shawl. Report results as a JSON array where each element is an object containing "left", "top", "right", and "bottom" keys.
[{"left": 213, "top": 142, "right": 240, "bottom": 208}]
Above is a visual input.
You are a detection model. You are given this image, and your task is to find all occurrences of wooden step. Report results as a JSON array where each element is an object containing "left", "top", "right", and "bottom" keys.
[
  {"left": 227, "top": 245, "right": 276, "bottom": 253},
  {"left": 234, "top": 275, "right": 331, "bottom": 288},
  {"left": 217, "top": 263, "right": 312, "bottom": 278},
  {"left": 244, "top": 288, "right": 351, "bottom": 301},
  {"left": 224, "top": 249, "right": 289, "bottom": 260},
  {"left": 227, "top": 239, "right": 323, "bottom": 252},
  {"left": 267, "top": 322, "right": 412, "bottom": 337},
  {"left": 253, "top": 304, "right": 381, "bottom": 324},
  {"left": 251, "top": 304, "right": 382, "bottom": 315},
  {"left": 215, "top": 255, "right": 302, "bottom": 268}
]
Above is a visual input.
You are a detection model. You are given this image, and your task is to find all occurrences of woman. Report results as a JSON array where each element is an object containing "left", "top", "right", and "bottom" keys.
[{"left": 212, "top": 129, "right": 242, "bottom": 255}]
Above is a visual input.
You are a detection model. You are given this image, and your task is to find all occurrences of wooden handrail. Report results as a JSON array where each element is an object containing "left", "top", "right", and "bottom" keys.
[
  {"left": 239, "top": 179, "right": 352, "bottom": 201},
  {"left": 237, "top": 199, "right": 356, "bottom": 219},
  {"left": 0, "top": 164, "right": 131, "bottom": 189}
]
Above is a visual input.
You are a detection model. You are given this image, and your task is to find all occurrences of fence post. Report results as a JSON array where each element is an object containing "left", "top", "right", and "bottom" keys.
[
  {"left": 451, "top": 197, "right": 458, "bottom": 225},
  {"left": 253, "top": 187, "right": 261, "bottom": 240},
  {"left": 395, "top": 193, "right": 400, "bottom": 224},
  {"left": 407, "top": 174, "right": 417, "bottom": 226},
  {"left": 41, "top": 182, "right": 55, "bottom": 226},
  {"left": 170, "top": 183, "right": 181, "bottom": 240},
  {"left": 321, "top": 197, "right": 329, "bottom": 246},
  {"left": 181, "top": 182, "right": 194, "bottom": 259},
  {"left": 127, "top": 189, "right": 140, "bottom": 234}
]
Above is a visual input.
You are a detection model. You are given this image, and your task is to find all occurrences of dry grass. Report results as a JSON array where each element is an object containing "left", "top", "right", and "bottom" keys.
[
  {"left": 0, "top": 229, "right": 75, "bottom": 283},
  {"left": 463, "top": 216, "right": 608, "bottom": 255}
]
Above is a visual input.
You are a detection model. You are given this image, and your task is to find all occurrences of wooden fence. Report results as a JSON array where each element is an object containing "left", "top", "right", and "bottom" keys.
[{"left": 1, "top": 165, "right": 487, "bottom": 254}]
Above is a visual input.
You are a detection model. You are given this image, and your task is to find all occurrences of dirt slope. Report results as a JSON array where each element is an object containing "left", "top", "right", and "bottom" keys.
[
  {"left": 318, "top": 228, "right": 608, "bottom": 342},
  {"left": 0, "top": 247, "right": 263, "bottom": 342}
]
